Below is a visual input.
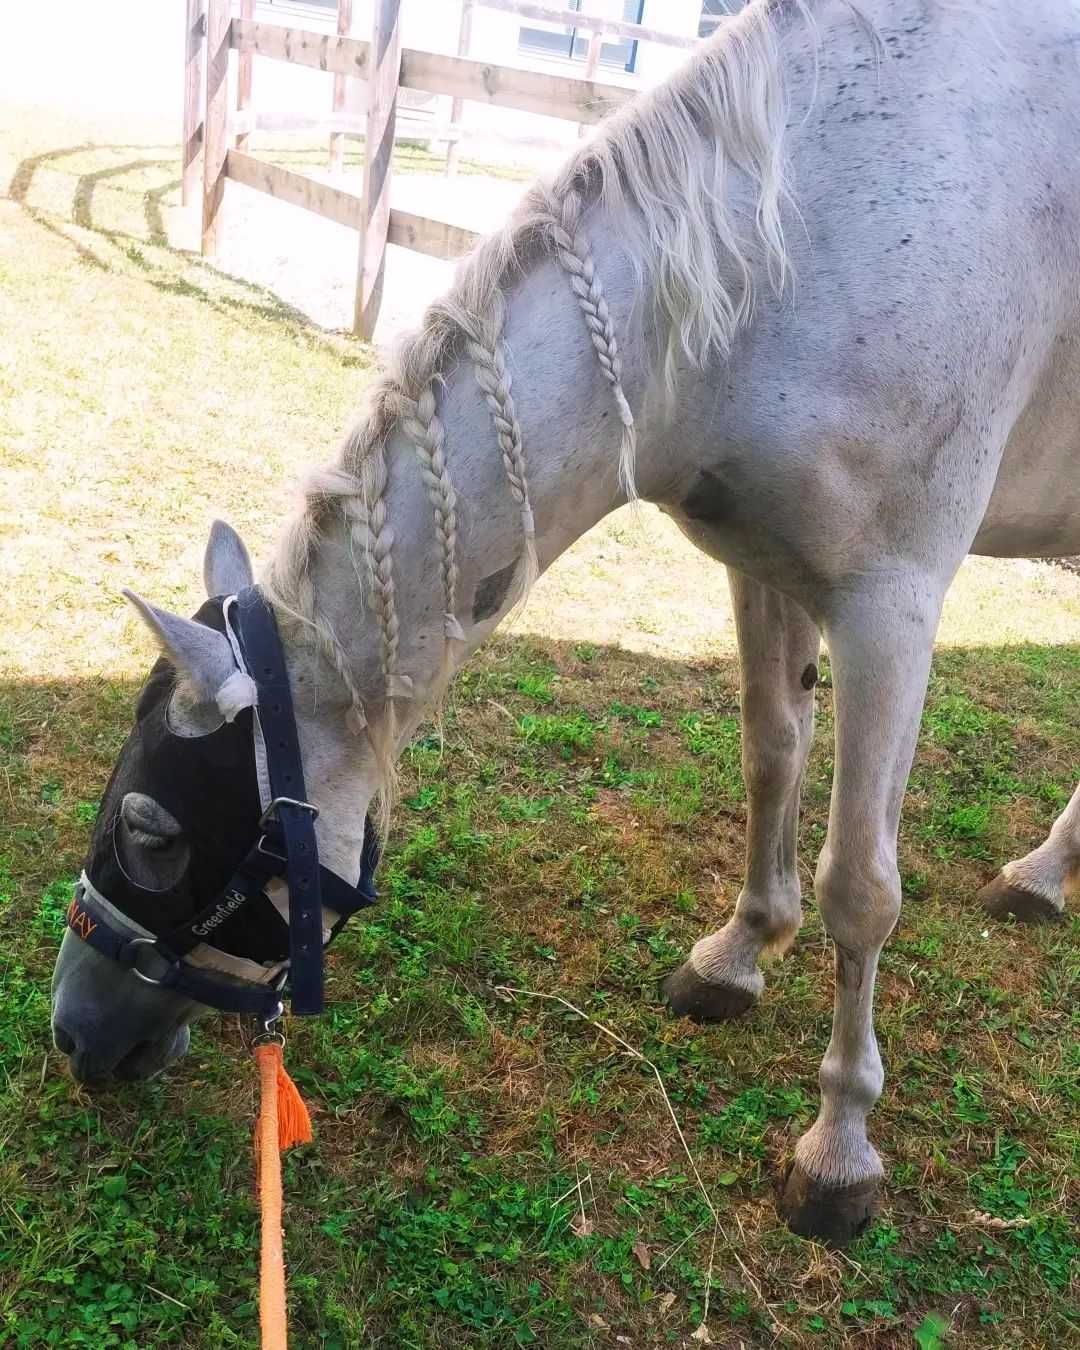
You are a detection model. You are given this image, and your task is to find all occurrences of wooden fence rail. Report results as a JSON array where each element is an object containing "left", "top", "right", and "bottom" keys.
[
  {"left": 230, "top": 21, "right": 632, "bottom": 124},
  {"left": 193, "top": 0, "right": 696, "bottom": 337},
  {"left": 226, "top": 150, "right": 480, "bottom": 258}
]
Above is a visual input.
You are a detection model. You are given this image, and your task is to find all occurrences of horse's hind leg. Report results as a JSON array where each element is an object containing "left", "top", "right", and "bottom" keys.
[
  {"left": 664, "top": 571, "right": 819, "bottom": 1021},
  {"left": 978, "top": 780, "right": 1078, "bottom": 922}
]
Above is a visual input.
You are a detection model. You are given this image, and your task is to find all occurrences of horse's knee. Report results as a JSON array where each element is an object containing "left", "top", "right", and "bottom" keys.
[
  {"left": 743, "top": 710, "right": 808, "bottom": 802},
  {"left": 814, "top": 848, "right": 900, "bottom": 952}
]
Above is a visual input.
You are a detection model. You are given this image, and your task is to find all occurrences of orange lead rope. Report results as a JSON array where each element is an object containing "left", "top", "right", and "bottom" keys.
[{"left": 254, "top": 1040, "right": 313, "bottom": 1350}]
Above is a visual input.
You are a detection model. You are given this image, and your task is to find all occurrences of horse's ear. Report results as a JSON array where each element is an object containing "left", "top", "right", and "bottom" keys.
[
  {"left": 123, "top": 589, "right": 257, "bottom": 722},
  {"left": 203, "top": 520, "right": 254, "bottom": 597}
]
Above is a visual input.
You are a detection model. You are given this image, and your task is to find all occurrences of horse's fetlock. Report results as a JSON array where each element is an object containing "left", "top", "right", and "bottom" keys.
[{"left": 818, "top": 1056, "right": 883, "bottom": 1114}]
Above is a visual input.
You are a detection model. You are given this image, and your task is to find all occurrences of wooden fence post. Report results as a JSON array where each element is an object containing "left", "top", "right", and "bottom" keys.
[
  {"left": 329, "top": 0, "right": 354, "bottom": 173},
  {"left": 201, "top": 0, "right": 230, "bottom": 255},
  {"left": 182, "top": 0, "right": 206, "bottom": 206},
  {"left": 236, "top": 0, "right": 255, "bottom": 151},
  {"left": 354, "top": 0, "right": 402, "bottom": 338},
  {"left": 579, "top": 27, "right": 603, "bottom": 138},
  {"left": 445, "top": 0, "right": 474, "bottom": 178}
]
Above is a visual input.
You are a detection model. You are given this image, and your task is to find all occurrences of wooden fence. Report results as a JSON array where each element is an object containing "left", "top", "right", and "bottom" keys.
[{"left": 183, "top": 0, "right": 700, "bottom": 338}]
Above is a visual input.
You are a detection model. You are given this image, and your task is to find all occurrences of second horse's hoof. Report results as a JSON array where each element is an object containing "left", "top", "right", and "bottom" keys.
[
  {"left": 978, "top": 874, "right": 1063, "bottom": 924},
  {"left": 661, "top": 961, "right": 758, "bottom": 1022},
  {"left": 778, "top": 1161, "right": 880, "bottom": 1248}
]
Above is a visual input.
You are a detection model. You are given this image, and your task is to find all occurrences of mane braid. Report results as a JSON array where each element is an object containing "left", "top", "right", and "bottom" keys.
[
  {"left": 400, "top": 384, "right": 465, "bottom": 652},
  {"left": 545, "top": 187, "right": 638, "bottom": 500},
  {"left": 466, "top": 295, "right": 538, "bottom": 586}
]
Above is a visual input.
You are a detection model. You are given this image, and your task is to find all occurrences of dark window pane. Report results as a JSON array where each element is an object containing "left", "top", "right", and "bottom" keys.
[
  {"left": 700, "top": 1, "right": 733, "bottom": 38},
  {"left": 520, "top": 0, "right": 644, "bottom": 74},
  {"left": 519, "top": 25, "right": 577, "bottom": 59}
]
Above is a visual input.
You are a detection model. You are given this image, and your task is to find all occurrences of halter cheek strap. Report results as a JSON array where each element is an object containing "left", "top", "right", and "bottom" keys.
[
  {"left": 67, "top": 587, "right": 380, "bottom": 1018},
  {"left": 234, "top": 587, "right": 326, "bottom": 1013}
]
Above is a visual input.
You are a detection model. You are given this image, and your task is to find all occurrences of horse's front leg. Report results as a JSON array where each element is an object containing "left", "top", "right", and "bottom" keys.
[
  {"left": 779, "top": 578, "right": 942, "bottom": 1246},
  {"left": 664, "top": 571, "right": 819, "bottom": 1020},
  {"left": 978, "top": 779, "right": 1078, "bottom": 922}
]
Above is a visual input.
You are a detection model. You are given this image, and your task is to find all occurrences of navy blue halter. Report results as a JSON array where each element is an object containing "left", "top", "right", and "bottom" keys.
[{"left": 66, "top": 587, "right": 379, "bottom": 1019}]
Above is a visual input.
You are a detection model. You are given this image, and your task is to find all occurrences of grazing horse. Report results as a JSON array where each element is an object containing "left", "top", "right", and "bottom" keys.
[{"left": 51, "top": 0, "right": 1080, "bottom": 1245}]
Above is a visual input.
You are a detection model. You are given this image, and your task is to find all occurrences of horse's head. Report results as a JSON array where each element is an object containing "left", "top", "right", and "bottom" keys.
[{"left": 51, "top": 522, "right": 378, "bottom": 1083}]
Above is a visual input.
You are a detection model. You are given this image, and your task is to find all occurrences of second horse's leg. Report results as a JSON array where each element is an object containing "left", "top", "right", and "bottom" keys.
[
  {"left": 978, "top": 779, "right": 1078, "bottom": 922},
  {"left": 664, "top": 571, "right": 820, "bottom": 1021}
]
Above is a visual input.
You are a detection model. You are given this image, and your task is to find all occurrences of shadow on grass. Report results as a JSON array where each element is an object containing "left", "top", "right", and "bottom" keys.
[
  {"left": 4, "top": 141, "right": 374, "bottom": 367},
  {"left": 3, "top": 635, "right": 1079, "bottom": 941}
]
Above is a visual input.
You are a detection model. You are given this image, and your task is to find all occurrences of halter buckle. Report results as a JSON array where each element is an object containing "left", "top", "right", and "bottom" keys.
[{"left": 259, "top": 796, "right": 319, "bottom": 827}]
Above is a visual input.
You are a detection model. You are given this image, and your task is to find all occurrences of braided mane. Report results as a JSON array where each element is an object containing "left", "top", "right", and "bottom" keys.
[{"left": 266, "top": 0, "right": 795, "bottom": 819}]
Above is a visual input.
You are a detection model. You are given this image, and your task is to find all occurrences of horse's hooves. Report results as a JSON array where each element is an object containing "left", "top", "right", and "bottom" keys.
[
  {"left": 777, "top": 1162, "right": 880, "bottom": 1248},
  {"left": 978, "top": 875, "right": 1063, "bottom": 924},
  {"left": 661, "top": 962, "right": 758, "bottom": 1022}
]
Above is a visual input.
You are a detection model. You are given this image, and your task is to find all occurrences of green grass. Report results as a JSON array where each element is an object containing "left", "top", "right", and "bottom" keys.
[{"left": 1, "top": 113, "right": 1078, "bottom": 1348}]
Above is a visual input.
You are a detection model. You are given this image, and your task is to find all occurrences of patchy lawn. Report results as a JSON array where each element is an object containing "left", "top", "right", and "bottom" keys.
[{"left": 1, "top": 110, "right": 1078, "bottom": 1349}]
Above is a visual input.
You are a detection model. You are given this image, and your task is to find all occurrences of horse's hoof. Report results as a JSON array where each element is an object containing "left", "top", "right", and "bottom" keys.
[
  {"left": 777, "top": 1162, "right": 880, "bottom": 1248},
  {"left": 978, "top": 874, "right": 1063, "bottom": 924},
  {"left": 661, "top": 961, "right": 758, "bottom": 1022}
]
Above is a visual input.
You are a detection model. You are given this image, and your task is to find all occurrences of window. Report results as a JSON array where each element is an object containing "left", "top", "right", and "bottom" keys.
[
  {"left": 519, "top": 1, "right": 646, "bottom": 75},
  {"left": 699, "top": 1, "right": 731, "bottom": 38}
]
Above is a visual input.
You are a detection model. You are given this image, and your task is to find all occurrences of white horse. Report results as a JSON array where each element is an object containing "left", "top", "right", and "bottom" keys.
[{"left": 52, "top": 0, "right": 1080, "bottom": 1245}]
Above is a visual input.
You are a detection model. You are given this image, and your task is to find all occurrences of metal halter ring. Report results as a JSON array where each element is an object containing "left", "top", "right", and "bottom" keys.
[
  {"left": 251, "top": 977, "right": 287, "bottom": 1047},
  {"left": 126, "top": 936, "right": 178, "bottom": 986}
]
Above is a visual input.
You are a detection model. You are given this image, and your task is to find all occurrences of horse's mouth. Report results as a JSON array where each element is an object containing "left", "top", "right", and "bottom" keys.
[
  {"left": 114, "top": 1027, "right": 190, "bottom": 1080},
  {"left": 55, "top": 1023, "right": 191, "bottom": 1083}
]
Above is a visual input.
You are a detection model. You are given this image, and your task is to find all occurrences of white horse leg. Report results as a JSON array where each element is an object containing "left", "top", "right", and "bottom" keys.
[
  {"left": 978, "top": 780, "right": 1079, "bottom": 922},
  {"left": 664, "top": 572, "right": 819, "bottom": 1020},
  {"left": 779, "top": 580, "right": 941, "bottom": 1246}
]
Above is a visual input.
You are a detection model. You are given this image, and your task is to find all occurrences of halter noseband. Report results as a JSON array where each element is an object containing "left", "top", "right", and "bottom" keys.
[{"left": 66, "top": 587, "right": 379, "bottom": 1019}]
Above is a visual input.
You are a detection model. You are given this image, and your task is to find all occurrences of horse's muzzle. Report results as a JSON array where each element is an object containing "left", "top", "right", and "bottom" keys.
[{"left": 53, "top": 1018, "right": 191, "bottom": 1082}]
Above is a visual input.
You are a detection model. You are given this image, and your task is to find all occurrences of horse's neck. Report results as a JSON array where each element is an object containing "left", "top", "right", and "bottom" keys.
[{"left": 310, "top": 220, "right": 654, "bottom": 704}]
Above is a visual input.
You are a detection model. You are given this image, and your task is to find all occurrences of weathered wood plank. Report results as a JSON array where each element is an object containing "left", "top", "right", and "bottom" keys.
[
  {"left": 388, "top": 208, "right": 479, "bottom": 259},
  {"left": 231, "top": 20, "right": 632, "bottom": 124},
  {"left": 355, "top": 0, "right": 402, "bottom": 338},
  {"left": 244, "top": 110, "right": 459, "bottom": 139},
  {"left": 226, "top": 150, "right": 361, "bottom": 229},
  {"left": 201, "top": 0, "right": 230, "bottom": 254},
  {"left": 329, "top": 0, "right": 353, "bottom": 173},
  {"left": 399, "top": 47, "right": 631, "bottom": 123},
  {"left": 182, "top": 0, "right": 205, "bottom": 207},
  {"left": 225, "top": 150, "right": 480, "bottom": 259},
  {"left": 235, "top": 0, "right": 255, "bottom": 152},
  {"left": 231, "top": 19, "right": 371, "bottom": 80}
]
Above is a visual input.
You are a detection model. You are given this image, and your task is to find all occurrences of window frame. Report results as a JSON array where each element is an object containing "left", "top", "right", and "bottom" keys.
[{"left": 518, "top": 1, "right": 647, "bottom": 76}]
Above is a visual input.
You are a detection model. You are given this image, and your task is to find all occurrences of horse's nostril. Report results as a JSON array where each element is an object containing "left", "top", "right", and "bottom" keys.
[{"left": 53, "top": 1026, "right": 76, "bottom": 1055}]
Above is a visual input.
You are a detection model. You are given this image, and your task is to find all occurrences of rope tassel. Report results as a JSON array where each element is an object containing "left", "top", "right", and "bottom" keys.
[{"left": 254, "top": 1042, "right": 313, "bottom": 1350}]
